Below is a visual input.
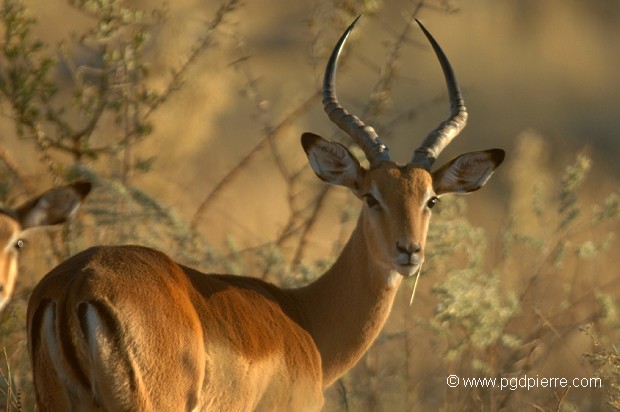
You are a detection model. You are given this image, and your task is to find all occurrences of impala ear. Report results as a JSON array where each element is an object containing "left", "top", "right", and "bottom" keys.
[
  {"left": 432, "top": 149, "right": 504, "bottom": 195},
  {"left": 16, "top": 182, "right": 91, "bottom": 229},
  {"left": 301, "top": 132, "right": 365, "bottom": 195}
]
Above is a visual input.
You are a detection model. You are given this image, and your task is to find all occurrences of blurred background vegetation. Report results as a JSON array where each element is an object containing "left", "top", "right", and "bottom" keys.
[{"left": 0, "top": 0, "right": 618, "bottom": 410}]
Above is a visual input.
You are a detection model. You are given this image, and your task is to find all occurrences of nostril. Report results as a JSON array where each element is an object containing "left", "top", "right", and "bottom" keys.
[{"left": 396, "top": 241, "right": 421, "bottom": 256}]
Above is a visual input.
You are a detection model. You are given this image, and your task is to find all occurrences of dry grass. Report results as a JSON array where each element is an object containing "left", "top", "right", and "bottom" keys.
[{"left": 0, "top": 0, "right": 618, "bottom": 410}]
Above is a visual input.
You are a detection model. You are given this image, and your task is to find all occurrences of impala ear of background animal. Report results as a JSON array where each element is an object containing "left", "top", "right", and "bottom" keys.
[
  {"left": 18, "top": 183, "right": 91, "bottom": 229},
  {"left": 490, "top": 149, "right": 506, "bottom": 166},
  {"left": 72, "top": 181, "right": 93, "bottom": 199}
]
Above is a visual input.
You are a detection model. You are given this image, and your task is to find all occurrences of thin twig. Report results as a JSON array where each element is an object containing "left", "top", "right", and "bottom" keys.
[
  {"left": 144, "top": 0, "right": 241, "bottom": 121},
  {"left": 292, "top": 185, "right": 331, "bottom": 266},
  {"left": 190, "top": 90, "right": 320, "bottom": 228},
  {"left": 555, "top": 387, "right": 570, "bottom": 412},
  {"left": 0, "top": 148, "right": 35, "bottom": 193}
]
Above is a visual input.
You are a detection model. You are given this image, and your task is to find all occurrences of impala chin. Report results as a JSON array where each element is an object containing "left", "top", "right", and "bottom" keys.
[{"left": 385, "top": 263, "right": 420, "bottom": 288}]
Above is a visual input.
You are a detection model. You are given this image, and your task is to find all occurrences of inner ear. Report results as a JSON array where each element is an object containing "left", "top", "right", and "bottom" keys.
[
  {"left": 432, "top": 149, "right": 504, "bottom": 195},
  {"left": 16, "top": 183, "right": 91, "bottom": 229},
  {"left": 301, "top": 132, "right": 365, "bottom": 195}
]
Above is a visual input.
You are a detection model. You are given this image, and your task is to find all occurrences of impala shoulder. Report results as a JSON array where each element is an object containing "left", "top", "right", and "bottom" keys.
[
  {"left": 205, "top": 274, "right": 304, "bottom": 317},
  {"left": 79, "top": 245, "right": 183, "bottom": 273}
]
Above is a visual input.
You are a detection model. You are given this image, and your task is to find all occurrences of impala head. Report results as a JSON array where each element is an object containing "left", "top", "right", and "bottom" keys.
[
  {"left": 0, "top": 181, "right": 91, "bottom": 310},
  {"left": 302, "top": 17, "right": 504, "bottom": 278}
]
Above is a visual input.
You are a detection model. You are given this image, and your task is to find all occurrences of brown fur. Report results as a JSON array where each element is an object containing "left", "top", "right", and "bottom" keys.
[
  {"left": 26, "top": 166, "right": 435, "bottom": 411},
  {"left": 27, "top": 154, "right": 501, "bottom": 410},
  {"left": 28, "top": 246, "right": 323, "bottom": 411}
]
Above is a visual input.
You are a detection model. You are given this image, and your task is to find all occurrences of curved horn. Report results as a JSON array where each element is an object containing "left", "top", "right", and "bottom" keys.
[
  {"left": 411, "top": 19, "right": 468, "bottom": 170},
  {"left": 323, "top": 16, "right": 391, "bottom": 167}
]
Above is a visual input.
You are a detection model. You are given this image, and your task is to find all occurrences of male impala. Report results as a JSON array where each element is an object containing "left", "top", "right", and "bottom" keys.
[
  {"left": 0, "top": 181, "right": 90, "bottom": 311},
  {"left": 27, "top": 18, "right": 504, "bottom": 411}
]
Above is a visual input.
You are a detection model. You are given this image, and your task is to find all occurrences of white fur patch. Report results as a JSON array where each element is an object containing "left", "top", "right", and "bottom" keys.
[{"left": 41, "top": 303, "right": 77, "bottom": 395}]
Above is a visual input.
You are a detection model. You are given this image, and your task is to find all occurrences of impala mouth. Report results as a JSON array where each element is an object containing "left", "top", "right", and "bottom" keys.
[
  {"left": 391, "top": 249, "right": 424, "bottom": 277},
  {"left": 393, "top": 261, "right": 422, "bottom": 278}
]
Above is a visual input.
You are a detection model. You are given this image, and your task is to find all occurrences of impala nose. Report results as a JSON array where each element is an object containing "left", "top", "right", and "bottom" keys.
[{"left": 395, "top": 241, "right": 421, "bottom": 258}]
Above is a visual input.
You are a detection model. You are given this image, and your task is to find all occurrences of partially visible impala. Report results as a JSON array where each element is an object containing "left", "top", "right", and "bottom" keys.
[
  {"left": 0, "top": 181, "right": 90, "bottom": 311},
  {"left": 27, "top": 18, "right": 504, "bottom": 411}
]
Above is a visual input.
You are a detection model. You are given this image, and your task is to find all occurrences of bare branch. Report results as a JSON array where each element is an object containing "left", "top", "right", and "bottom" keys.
[{"left": 190, "top": 89, "right": 320, "bottom": 228}]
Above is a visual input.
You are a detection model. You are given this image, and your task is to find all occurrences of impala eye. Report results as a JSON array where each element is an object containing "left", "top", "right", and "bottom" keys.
[
  {"left": 363, "top": 194, "right": 380, "bottom": 209},
  {"left": 427, "top": 196, "right": 439, "bottom": 209}
]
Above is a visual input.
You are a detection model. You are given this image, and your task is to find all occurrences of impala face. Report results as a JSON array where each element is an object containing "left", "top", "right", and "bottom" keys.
[
  {"left": 302, "top": 133, "right": 503, "bottom": 280},
  {"left": 358, "top": 164, "right": 433, "bottom": 277},
  {"left": 0, "top": 182, "right": 90, "bottom": 311},
  {"left": 0, "top": 213, "right": 21, "bottom": 310}
]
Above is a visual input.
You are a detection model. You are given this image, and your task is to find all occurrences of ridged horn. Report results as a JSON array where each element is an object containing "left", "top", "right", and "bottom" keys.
[
  {"left": 411, "top": 19, "right": 468, "bottom": 170},
  {"left": 323, "top": 16, "right": 391, "bottom": 167}
]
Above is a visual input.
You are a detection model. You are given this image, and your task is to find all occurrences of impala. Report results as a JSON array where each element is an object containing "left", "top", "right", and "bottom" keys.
[
  {"left": 27, "top": 18, "right": 504, "bottom": 411},
  {"left": 0, "top": 181, "right": 90, "bottom": 312}
]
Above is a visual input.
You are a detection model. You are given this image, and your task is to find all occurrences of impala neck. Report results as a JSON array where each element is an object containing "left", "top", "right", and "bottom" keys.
[{"left": 292, "top": 214, "right": 402, "bottom": 387}]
